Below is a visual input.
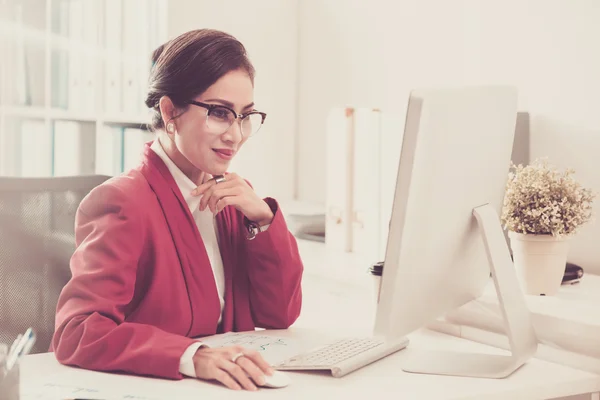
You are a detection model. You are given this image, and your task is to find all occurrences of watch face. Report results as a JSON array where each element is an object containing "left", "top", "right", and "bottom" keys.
[{"left": 246, "top": 222, "right": 258, "bottom": 240}]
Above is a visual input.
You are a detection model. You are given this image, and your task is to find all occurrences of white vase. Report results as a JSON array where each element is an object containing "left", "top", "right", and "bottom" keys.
[{"left": 508, "top": 231, "right": 570, "bottom": 296}]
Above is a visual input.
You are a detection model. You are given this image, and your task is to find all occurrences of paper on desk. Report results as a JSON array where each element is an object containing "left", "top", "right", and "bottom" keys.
[
  {"left": 20, "top": 368, "right": 173, "bottom": 400},
  {"left": 200, "top": 332, "right": 302, "bottom": 365},
  {"left": 21, "top": 381, "right": 161, "bottom": 400}
]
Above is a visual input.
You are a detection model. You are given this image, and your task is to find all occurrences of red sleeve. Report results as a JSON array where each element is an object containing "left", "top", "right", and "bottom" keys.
[
  {"left": 243, "top": 197, "right": 303, "bottom": 329},
  {"left": 52, "top": 183, "right": 195, "bottom": 379}
]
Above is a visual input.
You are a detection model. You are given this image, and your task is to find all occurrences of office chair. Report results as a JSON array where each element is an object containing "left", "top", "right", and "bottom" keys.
[{"left": 0, "top": 175, "right": 110, "bottom": 354}]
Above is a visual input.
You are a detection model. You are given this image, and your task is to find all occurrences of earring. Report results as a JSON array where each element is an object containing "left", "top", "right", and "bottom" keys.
[{"left": 167, "top": 123, "right": 174, "bottom": 132}]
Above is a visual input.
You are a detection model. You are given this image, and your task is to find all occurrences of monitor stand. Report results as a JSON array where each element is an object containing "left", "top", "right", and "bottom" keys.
[{"left": 401, "top": 203, "right": 538, "bottom": 379}]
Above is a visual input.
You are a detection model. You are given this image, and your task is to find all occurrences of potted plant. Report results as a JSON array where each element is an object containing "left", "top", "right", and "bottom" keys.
[{"left": 501, "top": 158, "right": 595, "bottom": 296}]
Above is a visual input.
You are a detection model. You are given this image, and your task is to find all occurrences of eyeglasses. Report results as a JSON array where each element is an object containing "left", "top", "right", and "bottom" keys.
[{"left": 186, "top": 100, "right": 267, "bottom": 137}]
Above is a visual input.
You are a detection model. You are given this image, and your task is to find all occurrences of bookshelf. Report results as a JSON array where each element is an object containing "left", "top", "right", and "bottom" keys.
[{"left": 0, "top": 0, "right": 166, "bottom": 177}]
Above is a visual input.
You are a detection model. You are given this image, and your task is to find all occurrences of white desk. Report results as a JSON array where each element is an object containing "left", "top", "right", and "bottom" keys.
[
  {"left": 19, "top": 329, "right": 600, "bottom": 400},
  {"left": 18, "top": 239, "right": 600, "bottom": 400}
]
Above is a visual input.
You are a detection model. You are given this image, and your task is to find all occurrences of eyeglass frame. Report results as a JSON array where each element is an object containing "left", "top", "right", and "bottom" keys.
[{"left": 185, "top": 100, "right": 267, "bottom": 136}]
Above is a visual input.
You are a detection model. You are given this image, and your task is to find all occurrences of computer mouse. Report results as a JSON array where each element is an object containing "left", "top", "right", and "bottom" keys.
[{"left": 258, "top": 370, "right": 291, "bottom": 388}]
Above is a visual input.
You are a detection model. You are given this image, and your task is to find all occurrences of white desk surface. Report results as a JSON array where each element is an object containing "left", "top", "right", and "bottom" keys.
[
  {"left": 20, "top": 329, "right": 600, "bottom": 400},
  {"left": 19, "top": 239, "right": 600, "bottom": 400}
]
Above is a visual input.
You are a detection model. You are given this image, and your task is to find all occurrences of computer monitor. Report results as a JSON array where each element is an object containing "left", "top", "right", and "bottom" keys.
[{"left": 373, "top": 85, "right": 538, "bottom": 378}]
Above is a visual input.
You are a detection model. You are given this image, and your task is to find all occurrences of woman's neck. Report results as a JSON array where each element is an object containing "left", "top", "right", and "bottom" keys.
[{"left": 157, "top": 134, "right": 208, "bottom": 185}]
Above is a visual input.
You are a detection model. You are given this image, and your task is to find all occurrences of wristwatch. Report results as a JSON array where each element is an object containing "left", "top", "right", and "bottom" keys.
[{"left": 246, "top": 221, "right": 270, "bottom": 240}]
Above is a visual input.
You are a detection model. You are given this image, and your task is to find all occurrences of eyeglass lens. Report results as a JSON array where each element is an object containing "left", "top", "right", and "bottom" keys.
[{"left": 206, "top": 107, "right": 263, "bottom": 137}]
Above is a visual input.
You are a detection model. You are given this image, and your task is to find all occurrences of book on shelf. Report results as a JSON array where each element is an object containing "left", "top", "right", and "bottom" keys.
[
  {"left": 103, "top": 0, "right": 123, "bottom": 114},
  {"left": 325, "top": 107, "right": 353, "bottom": 254},
  {"left": 66, "top": 0, "right": 83, "bottom": 112},
  {"left": 123, "top": 127, "right": 154, "bottom": 172},
  {"left": 51, "top": 0, "right": 70, "bottom": 109},
  {"left": 325, "top": 107, "right": 404, "bottom": 262},
  {"left": 95, "top": 125, "right": 124, "bottom": 176},
  {"left": 52, "top": 121, "right": 95, "bottom": 176},
  {"left": 351, "top": 108, "right": 382, "bottom": 260},
  {"left": 6, "top": 3, "right": 33, "bottom": 107},
  {"left": 19, "top": 120, "right": 52, "bottom": 177},
  {"left": 81, "top": 0, "right": 101, "bottom": 113}
]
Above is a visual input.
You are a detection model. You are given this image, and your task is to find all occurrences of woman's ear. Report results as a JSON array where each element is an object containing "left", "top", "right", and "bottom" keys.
[{"left": 159, "top": 96, "right": 176, "bottom": 133}]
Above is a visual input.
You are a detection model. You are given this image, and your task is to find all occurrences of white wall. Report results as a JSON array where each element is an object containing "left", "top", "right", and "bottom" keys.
[
  {"left": 297, "top": 0, "right": 600, "bottom": 273},
  {"left": 166, "top": 0, "right": 298, "bottom": 202}
]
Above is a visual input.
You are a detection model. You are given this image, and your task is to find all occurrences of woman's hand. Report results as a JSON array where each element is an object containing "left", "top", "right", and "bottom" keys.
[
  {"left": 192, "top": 345, "right": 274, "bottom": 391},
  {"left": 191, "top": 173, "right": 274, "bottom": 225}
]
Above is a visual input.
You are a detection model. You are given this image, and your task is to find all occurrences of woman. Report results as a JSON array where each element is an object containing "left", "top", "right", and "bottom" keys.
[{"left": 51, "top": 29, "right": 303, "bottom": 392}]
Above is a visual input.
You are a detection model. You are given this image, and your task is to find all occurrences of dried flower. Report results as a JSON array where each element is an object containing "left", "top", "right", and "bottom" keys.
[{"left": 501, "top": 158, "right": 596, "bottom": 237}]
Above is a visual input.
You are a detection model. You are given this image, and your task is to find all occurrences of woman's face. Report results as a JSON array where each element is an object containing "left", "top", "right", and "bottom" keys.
[{"left": 168, "top": 69, "right": 255, "bottom": 177}]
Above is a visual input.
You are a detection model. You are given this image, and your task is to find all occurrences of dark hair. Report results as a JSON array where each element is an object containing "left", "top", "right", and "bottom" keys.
[{"left": 145, "top": 29, "right": 255, "bottom": 130}]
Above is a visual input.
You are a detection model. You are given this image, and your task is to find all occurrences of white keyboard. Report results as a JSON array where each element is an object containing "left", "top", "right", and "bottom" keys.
[{"left": 273, "top": 336, "right": 409, "bottom": 378}]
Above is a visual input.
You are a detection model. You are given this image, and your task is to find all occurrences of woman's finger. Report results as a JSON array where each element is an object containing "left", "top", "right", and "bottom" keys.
[
  {"left": 202, "top": 188, "right": 232, "bottom": 212},
  {"left": 210, "top": 186, "right": 245, "bottom": 213},
  {"left": 191, "top": 178, "right": 216, "bottom": 196},
  {"left": 219, "top": 359, "right": 257, "bottom": 391},
  {"left": 215, "top": 195, "right": 239, "bottom": 214},
  {"left": 193, "top": 175, "right": 230, "bottom": 200},
  {"left": 206, "top": 184, "right": 244, "bottom": 212},
  {"left": 207, "top": 188, "right": 228, "bottom": 213},
  {"left": 236, "top": 356, "right": 268, "bottom": 386},
  {"left": 199, "top": 186, "right": 217, "bottom": 211},
  {"left": 242, "top": 350, "right": 275, "bottom": 376},
  {"left": 199, "top": 185, "right": 218, "bottom": 211},
  {"left": 199, "top": 180, "right": 236, "bottom": 211},
  {"left": 213, "top": 369, "right": 242, "bottom": 391}
]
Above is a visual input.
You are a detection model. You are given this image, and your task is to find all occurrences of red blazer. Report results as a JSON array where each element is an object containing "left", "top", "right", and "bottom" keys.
[{"left": 51, "top": 143, "right": 303, "bottom": 379}]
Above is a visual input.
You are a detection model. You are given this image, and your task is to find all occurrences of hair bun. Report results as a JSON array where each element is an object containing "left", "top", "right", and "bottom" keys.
[
  {"left": 151, "top": 42, "right": 169, "bottom": 66},
  {"left": 144, "top": 95, "right": 157, "bottom": 109}
]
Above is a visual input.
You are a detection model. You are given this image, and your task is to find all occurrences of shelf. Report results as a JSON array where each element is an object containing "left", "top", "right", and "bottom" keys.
[
  {"left": 103, "top": 114, "right": 151, "bottom": 127},
  {"left": 0, "top": 0, "right": 166, "bottom": 178},
  {"left": 0, "top": 13, "right": 46, "bottom": 48},
  {"left": 0, "top": 106, "right": 151, "bottom": 127},
  {"left": 50, "top": 108, "right": 97, "bottom": 123},
  {"left": 0, "top": 10, "right": 136, "bottom": 61},
  {"left": 0, "top": 106, "right": 46, "bottom": 119}
]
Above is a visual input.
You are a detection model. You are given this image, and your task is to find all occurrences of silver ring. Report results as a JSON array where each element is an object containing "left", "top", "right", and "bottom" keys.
[
  {"left": 213, "top": 175, "right": 226, "bottom": 184},
  {"left": 231, "top": 352, "right": 244, "bottom": 363}
]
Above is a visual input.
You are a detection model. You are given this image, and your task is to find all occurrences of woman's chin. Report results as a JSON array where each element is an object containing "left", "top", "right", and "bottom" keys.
[
  {"left": 193, "top": 153, "right": 232, "bottom": 176},
  {"left": 204, "top": 163, "right": 230, "bottom": 176}
]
